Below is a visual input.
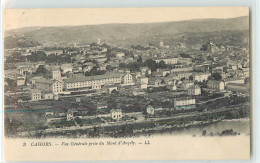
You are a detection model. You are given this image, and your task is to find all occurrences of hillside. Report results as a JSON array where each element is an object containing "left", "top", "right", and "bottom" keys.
[{"left": 4, "top": 16, "right": 249, "bottom": 48}]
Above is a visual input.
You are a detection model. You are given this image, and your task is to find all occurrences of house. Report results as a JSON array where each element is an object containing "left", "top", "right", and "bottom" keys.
[
  {"left": 174, "top": 97, "right": 196, "bottom": 110},
  {"left": 137, "top": 76, "right": 149, "bottom": 85},
  {"left": 174, "top": 72, "right": 193, "bottom": 80},
  {"left": 140, "top": 67, "right": 151, "bottom": 76},
  {"left": 146, "top": 105, "right": 164, "bottom": 116},
  {"left": 146, "top": 105, "right": 155, "bottom": 115},
  {"left": 188, "top": 85, "right": 201, "bottom": 95},
  {"left": 224, "top": 77, "right": 244, "bottom": 86},
  {"left": 181, "top": 80, "right": 194, "bottom": 89},
  {"left": 43, "top": 91, "right": 54, "bottom": 100},
  {"left": 61, "top": 63, "right": 73, "bottom": 73},
  {"left": 178, "top": 57, "right": 192, "bottom": 65},
  {"left": 51, "top": 68, "right": 61, "bottom": 79},
  {"left": 67, "top": 109, "right": 78, "bottom": 121},
  {"left": 35, "top": 79, "right": 63, "bottom": 94},
  {"left": 148, "top": 77, "right": 164, "bottom": 87},
  {"left": 207, "top": 80, "right": 225, "bottom": 91},
  {"left": 152, "top": 69, "right": 171, "bottom": 77},
  {"left": 110, "top": 109, "right": 122, "bottom": 120},
  {"left": 16, "top": 75, "right": 25, "bottom": 86},
  {"left": 154, "top": 57, "right": 179, "bottom": 65},
  {"left": 192, "top": 72, "right": 211, "bottom": 82},
  {"left": 122, "top": 73, "right": 133, "bottom": 84},
  {"left": 115, "top": 53, "right": 125, "bottom": 58},
  {"left": 225, "top": 83, "right": 249, "bottom": 94},
  {"left": 31, "top": 90, "right": 42, "bottom": 101}
]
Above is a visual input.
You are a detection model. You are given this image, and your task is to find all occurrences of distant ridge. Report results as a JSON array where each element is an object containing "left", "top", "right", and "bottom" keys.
[{"left": 4, "top": 16, "right": 249, "bottom": 47}]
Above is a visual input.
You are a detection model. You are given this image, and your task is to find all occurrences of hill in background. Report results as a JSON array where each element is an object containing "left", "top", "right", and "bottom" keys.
[{"left": 4, "top": 16, "right": 249, "bottom": 48}]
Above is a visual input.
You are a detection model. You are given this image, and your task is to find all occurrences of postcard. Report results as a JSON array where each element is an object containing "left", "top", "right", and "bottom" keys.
[{"left": 3, "top": 7, "right": 250, "bottom": 161}]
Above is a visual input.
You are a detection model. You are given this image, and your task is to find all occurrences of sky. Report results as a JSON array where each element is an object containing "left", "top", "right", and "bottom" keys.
[{"left": 4, "top": 7, "right": 249, "bottom": 30}]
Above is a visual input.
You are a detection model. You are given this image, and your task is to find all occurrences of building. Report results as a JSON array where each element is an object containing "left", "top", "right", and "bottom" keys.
[
  {"left": 110, "top": 109, "right": 122, "bottom": 120},
  {"left": 16, "top": 75, "right": 25, "bottom": 86},
  {"left": 35, "top": 79, "right": 63, "bottom": 94},
  {"left": 61, "top": 63, "right": 73, "bottom": 73},
  {"left": 178, "top": 57, "right": 192, "bottom": 65},
  {"left": 155, "top": 57, "right": 179, "bottom": 65},
  {"left": 51, "top": 69, "right": 61, "bottom": 79},
  {"left": 207, "top": 80, "right": 225, "bottom": 91},
  {"left": 43, "top": 91, "right": 54, "bottom": 100},
  {"left": 173, "top": 72, "right": 192, "bottom": 80},
  {"left": 225, "top": 83, "right": 249, "bottom": 94},
  {"left": 152, "top": 69, "right": 171, "bottom": 77},
  {"left": 224, "top": 77, "right": 244, "bottom": 86},
  {"left": 159, "top": 41, "right": 164, "bottom": 47},
  {"left": 140, "top": 67, "right": 151, "bottom": 76},
  {"left": 192, "top": 72, "right": 211, "bottom": 82},
  {"left": 181, "top": 80, "right": 194, "bottom": 89},
  {"left": 188, "top": 85, "right": 201, "bottom": 95},
  {"left": 115, "top": 53, "right": 125, "bottom": 58},
  {"left": 31, "top": 90, "right": 42, "bottom": 101},
  {"left": 67, "top": 109, "right": 78, "bottom": 121},
  {"left": 174, "top": 97, "right": 196, "bottom": 110},
  {"left": 122, "top": 73, "right": 133, "bottom": 84},
  {"left": 64, "top": 72, "right": 123, "bottom": 91},
  {"left": 146, "top": 105, "right": 155, "bottom": 115}
]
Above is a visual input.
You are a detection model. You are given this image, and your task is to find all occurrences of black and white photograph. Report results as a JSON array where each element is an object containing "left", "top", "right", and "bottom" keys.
[{"left": 3, "top": 7, "right": 251, "bottom": 160}]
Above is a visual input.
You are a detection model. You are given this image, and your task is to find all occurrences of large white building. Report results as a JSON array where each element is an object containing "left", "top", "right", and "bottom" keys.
[
  {"left": 207, "top": 80, "right": 225, "bottom": 91},
  {"left": 188, "top": 85, "right": 201, "bottom": 95},
  {"left": 64, "top": 72, "right": 133, "bottom": 91},
  {"left": 174, "top": 97, "right": 196, "bottom": 110},
  {"left": 192, "top": 72, "right": 211, "bottom": 82},
  {"left": 155, "top": 57, "right": 179, "bottom": 65}
]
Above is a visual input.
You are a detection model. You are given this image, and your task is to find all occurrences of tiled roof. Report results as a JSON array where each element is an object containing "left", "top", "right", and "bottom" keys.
[{"left": 64, "top": 72, "right": 124, "bottom": 83}]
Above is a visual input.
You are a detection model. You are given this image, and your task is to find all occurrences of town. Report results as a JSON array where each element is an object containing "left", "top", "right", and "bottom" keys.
[{"left": 4, "top": 30, "right": 250, "bottom": 138}]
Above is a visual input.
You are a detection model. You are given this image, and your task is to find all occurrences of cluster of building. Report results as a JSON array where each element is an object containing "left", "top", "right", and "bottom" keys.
[{"left": 4, "top": 38, "right": 250, "bottom": 124}]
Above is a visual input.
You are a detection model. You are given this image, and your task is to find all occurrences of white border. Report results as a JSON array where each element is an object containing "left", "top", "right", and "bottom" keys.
[{"left": 0, "top": 0, "right": 259, "bottom": 162}]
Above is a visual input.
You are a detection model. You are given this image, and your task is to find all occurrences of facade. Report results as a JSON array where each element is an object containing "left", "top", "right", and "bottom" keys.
[
  {"left": 31, "top": 90, "right": 42, "bottom": 101},
  {"left": 155, "top": 57, "right": 179, "bottom": 65},
  {"left": 43, "top": 92, "right": 54, "bottom": 100},
  {"left": 122, "top": 73, "right": 133, "bottom": 84},
  {"left": 52, "top": 69, "right": 61, "bottom": 79},
  {"left": 207, "top": 80, "right": 225, "bottom": 91},
  {"left": 61, "top": 63, "right": 73, "bottom": 73},
  {"left": 140, "top": 67, "right": 151, "bottom": 76},
  {"left": 64, "top": 72, "right": 123, "bottom": 91},
  {"left": 182, "top": 80, "right": 194, "bottom": 89},
  {"left": 35, "top": 79, "right": 63, "bottom": 94},
  {"left": 174, "top": 98, "right": 196, "bottom": 110},
  {"left": 192, "top": 72, "right": 211, "bottom": 82},
  {"left": 188, "top": 85, "right": 201, "bottom": 95},
  {"left": 224, "top": 77, "right": 244, "bottom": 86},
  {"left": 175, "top": 72, "right": 193, "bottom": 80},
  {"left": 110, "top": 109, "right": 122, "bottom": 120}
]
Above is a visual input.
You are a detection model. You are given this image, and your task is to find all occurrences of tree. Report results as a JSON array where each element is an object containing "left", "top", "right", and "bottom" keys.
[
  {"left": 106, "top": 65, "right": 115, "bottom": 71},
  {"left": 212, "top": 72, "right": 222, "bottom": 80},
  {"left": 189, "top": 75, "right": 194, "bottom": 81},
  {"left": 158, "top": 60, "right": 167, "bottom": 69},
  {"left": 180, "top": 53, "right": 192, "bottom": 58},
  {"left": 137, "top": 56, "right": 143, "bottom": 63},
  {"left": 36, "top": 65, "right": 48, "bottom": 75},
  {"left": 119, "top": 63, "right": 127, "bottom": 68},
  {"left": 144, "top": 59, "right": 157, "bottom": 72}
]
